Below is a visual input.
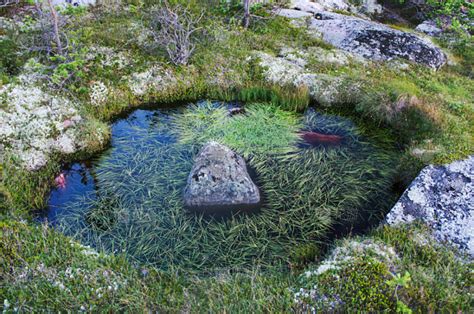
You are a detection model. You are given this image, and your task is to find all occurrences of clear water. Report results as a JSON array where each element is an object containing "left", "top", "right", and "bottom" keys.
[{"left": 40, "top": 102, "right": 401, "bottom": 271}]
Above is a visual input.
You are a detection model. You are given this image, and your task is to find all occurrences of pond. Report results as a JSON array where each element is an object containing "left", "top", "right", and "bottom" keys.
[{"left": 39, "top": 101, "right": 402, "bottom": 271}]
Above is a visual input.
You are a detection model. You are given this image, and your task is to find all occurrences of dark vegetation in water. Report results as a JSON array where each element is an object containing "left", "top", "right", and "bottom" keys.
[{"left": 41, "top": 101, "right": 401, "bottom": 272}]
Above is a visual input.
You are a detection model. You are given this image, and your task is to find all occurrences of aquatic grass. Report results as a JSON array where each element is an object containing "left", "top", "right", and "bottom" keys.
[
  {"left": 254, "top": 109, "right": 399, "bottom": 227},
  {"left": 171, "top": 102, "right": 302, "bottom": 158},
  {"left": 169, "top": 101, "right": 229, "bottom": 147},
  {"left": 254, "top": 146, "right": 397, "bottom": 229},
  {"left": 237, "top": 85, "right": 310, "bottom": 112},
  {"left": 222, "top": 104, "right": 301, "bottom": 158},
  {"left": 302, "top": 108, "right": 359, "bottom": 142},
  {"left": 53, "top": 104, "right": 400, "bottom": 271}
]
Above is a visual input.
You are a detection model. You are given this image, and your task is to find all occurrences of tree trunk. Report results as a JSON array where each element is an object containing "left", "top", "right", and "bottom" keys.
[
  {"left": 46, "top": 0, "right": 63, "bottom": 55},
  {"left": 243, "top": 0, "right": 250, "bottom": 28}
]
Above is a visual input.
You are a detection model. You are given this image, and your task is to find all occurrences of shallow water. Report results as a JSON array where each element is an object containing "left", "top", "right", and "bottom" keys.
[{"left": 40, "top": 101, "right": 401, "bottom": 271}]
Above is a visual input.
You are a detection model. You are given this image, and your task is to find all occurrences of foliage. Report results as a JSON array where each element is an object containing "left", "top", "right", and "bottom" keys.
[
  {"left": 372, "top": 224, "right": 474, "bottom": 311},
  {"left": 2, "top": 156, "right": 60, "bottom": 211},
  {"left": 0, "top": 38, "right": 22, "bottom": 77}
]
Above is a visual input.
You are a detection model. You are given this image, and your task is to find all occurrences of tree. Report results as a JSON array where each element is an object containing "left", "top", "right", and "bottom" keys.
[
  {"left": 0, "top": 0, "right": 19, "bottom": 8},
  {"left": 150, "top": 2, "right": 203, "bottom": 65},
  {"left": 243, "top": 0, "right": 250, "bottom": 28},
  {"left": 45, "top": 0, "right": 63, "bottom": 55}
]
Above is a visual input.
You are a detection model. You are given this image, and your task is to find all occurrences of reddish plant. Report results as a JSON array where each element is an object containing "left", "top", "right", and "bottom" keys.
[{"left": 299, "top": 131, "right": 343, "bottom": 146}]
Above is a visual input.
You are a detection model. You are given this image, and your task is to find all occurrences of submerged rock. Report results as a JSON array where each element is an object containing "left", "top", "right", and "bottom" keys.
[
  {"left": 184, "top": 142, "right": 260, "bottom": 213},
  {"left": 386, "top": 156, "right": 474, "bottom": 257}
]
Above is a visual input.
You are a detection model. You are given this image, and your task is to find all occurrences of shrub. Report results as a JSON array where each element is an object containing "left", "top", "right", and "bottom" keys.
[{"left": 149, "top": 2, "right": 203, "bottom": 65}]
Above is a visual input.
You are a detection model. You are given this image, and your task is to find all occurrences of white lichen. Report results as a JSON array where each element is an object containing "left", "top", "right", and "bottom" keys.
[
  {"left": 0, "top": 73, "right": 86, "bottom": 170},
  {"left": 90, "top": 81, "right": 109, "bottom": 106},
  {"left": 127, "top": 65, "right": 177, "bottom": 96}
]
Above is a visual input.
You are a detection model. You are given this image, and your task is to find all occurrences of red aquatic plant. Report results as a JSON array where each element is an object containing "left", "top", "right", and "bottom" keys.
[
  {"left": 299, "top": 131, "right": 343, "bottom": 146},
  {"left": 54, "top": 172, "right": 66, "bottom": 189}
]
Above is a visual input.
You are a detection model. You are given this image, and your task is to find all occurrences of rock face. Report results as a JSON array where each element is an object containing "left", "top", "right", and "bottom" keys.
[
  {"left": 256, "top": 50, "right": 363, "bottom": 107},
  {"left": 415, "top": 20, "right": 443, "bottom": 37},
  {"left": 279, "top": 9, "right": 446, "bottom": 69},
  {"left": 290, "top": 0, "right": 349, "bottom": 12},
  {"left": 309, "top": 12, "right": 447, "bottom": 69},
  {"left": 184, "top": 142, "right": 260, "bottom": 213},
  {"left": 386, "top": 156, "right": 474, "bottom": 257}
]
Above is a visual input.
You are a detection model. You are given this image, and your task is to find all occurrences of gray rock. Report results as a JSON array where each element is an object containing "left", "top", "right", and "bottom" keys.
[
  {"left": 357, "top": 0, "right": 383, "bottom": 15},
  {"left": 278, "top": 8, "right": 313, "bottom": 19},
  {"left": 415, "top": 20, "right": 443, "bottom": 37},
  {"left": 308, "top": 12, "right": 446, "bottom": 69},
  {"left": 386, "top": 156, "right": 474, "bottom": 257},
  {"left": 52, "top": 0, "right": 96, "bottom": 6},
  {"left": 290, "top": 0, "right": 348, "bottom": 12},
  {"left": 279, "top": 8, "right": 446, "bottom": 69},
  {"left": 184, "top": 142, "right": 260, "bottom": 213}
]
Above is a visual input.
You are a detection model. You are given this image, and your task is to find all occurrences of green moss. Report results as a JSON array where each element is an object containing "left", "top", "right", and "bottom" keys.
[
  {"left": 2, "top": 157, "right": 60, "bottom": 212},
  {"left": 318, "top": 257, "right": 394, "bottom": 311},
  {"left": 372, "top": 225, "right": 474, "bottom": 312},
  {"left": 296, "top": 224, "right": 473, "bottom": 312}
]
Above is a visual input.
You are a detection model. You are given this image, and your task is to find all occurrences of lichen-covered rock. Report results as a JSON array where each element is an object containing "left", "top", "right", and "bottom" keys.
[
  {"left": 280, "top": 9, "right": 446, "bottom": 69},
  {"left": 0, "top": 84, "right": 79, "bottom": 170},
  {"left": 51, "top": 0, "right": 96, "bottom": 7},
  {"left": 290, "top": 0, "right": 349, "bottom": 12},
  {"left": 0, "top": 64, "right": 109, "bottom": 171},
  {"left": 127, "top": 65, "right": 178, "bottom": 97},
  {"left": 184, "top": 141, "right": 260, "bottom": 213},
  {"left": 386, "top": 156, "right": 474, "bottom": 257},
  {"left": 306, "top": 239, "right": 399, "bottom": 276},
  {"left": 310, "top": 12, "right": 446, "bottom": 69},
  {"left": 256, "top": 51, "right": 362, "bottom": 106},
  {"left": 295, "top": 73, "right": 362, "bottom": 106},
  {"left": 415, "top": 20, "right": 443, "bottom": 37}
]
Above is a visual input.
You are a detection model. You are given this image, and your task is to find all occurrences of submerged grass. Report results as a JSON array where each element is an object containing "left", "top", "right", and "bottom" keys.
[
  {"left": 254, "top": 110, "right": 398, "bottom": 228},
  {"left": 50, "top": 103, "right": 400, "bottom": 271}
]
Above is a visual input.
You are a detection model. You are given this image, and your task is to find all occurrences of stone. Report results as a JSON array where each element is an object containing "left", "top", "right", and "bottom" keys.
[
  {"left": 308, "top": 12, "right": 447, "bottom": 69},
  {"left": 290, "top": 0, "right": 325, "bottom": 12},
  {"left": 278, "top": 8, "right": 313, "bottom": 19},
  {"left": 291, "top": 0, "right": 349, "bottom": 12},
  {"left": 184, "top": 141, "right": 260, "bottom": 213},
  {"left": 279, "top": 8, "right": 447, "bottom": 69},
  {"left": 357, "top": 0, "right": 383, "bottom": 15},
  {"left": 386, "top": 156, "right": 474, "bottom": 257},
  {"left": 415, "top": 20, "right": 443, "bottom": 37},
  {"left": 256, "top": 51, "right": 363, "bottom": 106}
]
